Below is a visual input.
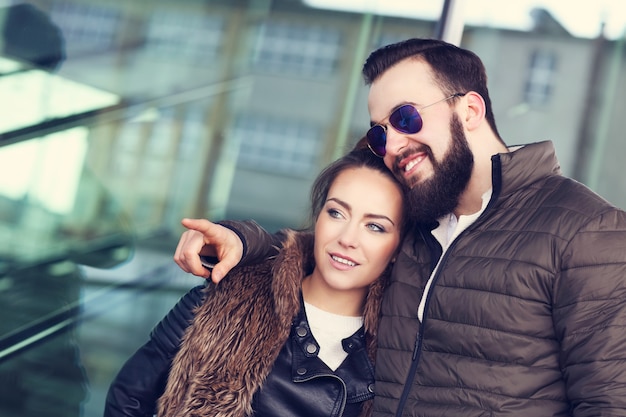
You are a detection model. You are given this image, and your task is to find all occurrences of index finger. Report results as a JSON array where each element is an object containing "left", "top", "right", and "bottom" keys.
[{"left": 181, "top": 218, "right": 229, "bottom": 242}]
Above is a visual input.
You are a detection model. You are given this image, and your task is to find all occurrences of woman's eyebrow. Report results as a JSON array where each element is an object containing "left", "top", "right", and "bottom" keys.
[
  {"left": 327, "top": 197, "right": 396, "bottom": 226},
  {"left": 365, "top": 213, "right": 396, "bottom": 226}
]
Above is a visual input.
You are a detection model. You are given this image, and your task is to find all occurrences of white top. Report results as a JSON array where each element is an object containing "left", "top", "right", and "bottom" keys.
[{"left": 304, "top": 301, "right": 364, "bottom": 371}]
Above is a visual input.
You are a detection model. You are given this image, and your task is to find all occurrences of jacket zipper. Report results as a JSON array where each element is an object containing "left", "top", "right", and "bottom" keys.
[
  {"left": 394, "top": 246, "right": 448, "bottom": 416},
  {"left": 395, "top": 154, "right": 502, "bottom": 417},
  {"left": 392, "top": 226, "right": 436, "bottom": 416},
  {"left": 393, "top": 324, "right": 424, "bottom": 416},
  {"left": 393, "top": 168, "right": 503, "bottom": 417},
  {"left": 296, "top": 374, "right": 347, "bottom": 416}
]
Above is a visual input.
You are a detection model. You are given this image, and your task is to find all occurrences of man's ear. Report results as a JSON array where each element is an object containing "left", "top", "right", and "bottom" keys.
[{"left": 463, "top": 91, "right": 486, "bottom": 131}]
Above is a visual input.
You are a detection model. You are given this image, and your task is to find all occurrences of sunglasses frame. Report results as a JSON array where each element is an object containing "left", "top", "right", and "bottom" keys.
[{"left": 366, "top": 92, "right": 465, "bottom": 157}]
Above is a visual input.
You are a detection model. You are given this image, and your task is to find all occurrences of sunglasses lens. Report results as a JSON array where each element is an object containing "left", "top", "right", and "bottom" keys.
[
  {"left": 366, "top": 125, "right": 386, "bottom": 157},
  {"left": 389, "top": 105, "right": 422, "bottom": 134}
]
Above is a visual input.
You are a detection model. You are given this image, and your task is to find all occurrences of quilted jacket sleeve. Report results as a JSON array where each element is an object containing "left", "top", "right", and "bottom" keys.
[
  {"left": 219, "top": 220, "right": 285, "bottom": 265},
  {"left": 554, "top": 208, "right": 626, "bottom": 416},
  {"left": 103, "top": 285, "right": 205, "bottom": 417}
]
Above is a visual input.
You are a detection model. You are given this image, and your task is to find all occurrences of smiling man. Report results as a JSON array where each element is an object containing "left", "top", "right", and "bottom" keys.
[
  {"left": 173, "top": 38, "right": 626, "bottom": 416},
  {"left": 352, "top": 37, "right": 626, "bottom": 416}
]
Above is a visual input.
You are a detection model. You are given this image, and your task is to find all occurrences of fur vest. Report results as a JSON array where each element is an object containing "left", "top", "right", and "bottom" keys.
[{"left": 157, "top": 230, "right": 387, "bottom": 417}]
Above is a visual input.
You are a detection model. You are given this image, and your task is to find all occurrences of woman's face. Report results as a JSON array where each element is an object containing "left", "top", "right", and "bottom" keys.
[{"left": 312, "top": 166, "right": 403, "bottom": 297}]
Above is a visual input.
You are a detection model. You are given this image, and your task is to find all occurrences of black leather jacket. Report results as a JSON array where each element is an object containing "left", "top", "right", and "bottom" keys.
[
  {"left": 104, "top": 285, "right": 375, "bottom": 417},
  {"left": 253, "top": 305, "right": 375, "bottom": 417}
]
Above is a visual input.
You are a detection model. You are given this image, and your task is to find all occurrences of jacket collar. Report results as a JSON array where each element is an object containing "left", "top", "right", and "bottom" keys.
[
  {"left": 491, "top": 141, "right": 561, "bottom": 202},
  {"left": 408, "top": 141, "right": 562, "bottom": 261}
]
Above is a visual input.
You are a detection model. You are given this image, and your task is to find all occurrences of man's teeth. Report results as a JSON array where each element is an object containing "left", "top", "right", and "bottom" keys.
[
  {"left": 331, "top": 255, "right": 356, "bottom": 266},
  {"left": 405, "top": 158, "right": 421, "bottom": 172}
]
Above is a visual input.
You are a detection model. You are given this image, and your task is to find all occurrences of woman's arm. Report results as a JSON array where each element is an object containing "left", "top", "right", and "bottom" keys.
[{"left": 104, "top": 285, "right": 205, "bottom": 417}]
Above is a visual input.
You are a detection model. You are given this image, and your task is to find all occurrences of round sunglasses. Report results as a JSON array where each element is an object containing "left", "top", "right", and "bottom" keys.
[{"left": 366, "top": 93, "right": 465, "bottom": 157}]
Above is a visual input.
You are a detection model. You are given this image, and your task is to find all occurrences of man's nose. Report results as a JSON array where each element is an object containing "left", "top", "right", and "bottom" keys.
[{"left": 384, "top": 126, "right": 409, "bottom": 157}]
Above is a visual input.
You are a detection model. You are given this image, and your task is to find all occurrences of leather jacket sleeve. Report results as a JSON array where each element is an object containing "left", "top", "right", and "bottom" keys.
[
  {"left": 103, "top": 285, "right": 206, "bottom": 417},
  {"left": 218, "top": 220, "right": 286, "bottom": 266}
]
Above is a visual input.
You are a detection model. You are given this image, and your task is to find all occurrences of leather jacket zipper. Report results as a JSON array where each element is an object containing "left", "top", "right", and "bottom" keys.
[{"left": 296, "top": 374, "right": 347, "bottom": 417}]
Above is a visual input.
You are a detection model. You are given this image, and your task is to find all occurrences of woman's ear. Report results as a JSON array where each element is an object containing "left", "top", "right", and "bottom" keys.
[{"left": 463, "top": 91, "right": 486, "bottom": 131}]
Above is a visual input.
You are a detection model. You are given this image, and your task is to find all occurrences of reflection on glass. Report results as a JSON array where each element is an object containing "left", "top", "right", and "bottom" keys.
[
  {"left": 0, "top": 128, "right": 87, "bottom": 214},
  {"left": 0, "top": 63, "right": 119, "bottom": 134}
]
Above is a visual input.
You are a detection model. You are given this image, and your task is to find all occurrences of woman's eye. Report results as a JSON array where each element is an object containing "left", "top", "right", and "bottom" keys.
[
  {"left": 327, "top": 208, "right": 342, "bottom": 218},
  {"left": 367, "top": 223, "right": 385, "bottom": 233}
]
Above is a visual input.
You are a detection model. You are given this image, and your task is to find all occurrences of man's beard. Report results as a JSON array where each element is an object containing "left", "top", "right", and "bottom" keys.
[{"left": 395, "top": 113, "right": 474, "bottom": 224}]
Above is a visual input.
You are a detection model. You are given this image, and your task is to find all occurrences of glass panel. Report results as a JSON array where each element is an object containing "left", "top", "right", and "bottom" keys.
[{"left": 1, "top": 0, "right": 624, "bottom": 416}]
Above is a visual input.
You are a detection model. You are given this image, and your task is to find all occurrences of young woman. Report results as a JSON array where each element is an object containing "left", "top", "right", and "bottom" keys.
[{"left": 104, "top": 144, "right": 407, "bottom": 417}]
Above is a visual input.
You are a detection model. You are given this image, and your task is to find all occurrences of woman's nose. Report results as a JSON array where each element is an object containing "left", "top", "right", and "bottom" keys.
[{"left": 337, "top": 224, "right": 359, "bottom": 248}]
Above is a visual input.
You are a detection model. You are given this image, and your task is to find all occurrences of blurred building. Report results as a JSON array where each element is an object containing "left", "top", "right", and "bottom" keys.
[{"left": 22, "top": 0, "right": 622, "bottom": 236}]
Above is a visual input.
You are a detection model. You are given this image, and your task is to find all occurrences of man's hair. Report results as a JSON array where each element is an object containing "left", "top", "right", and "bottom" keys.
[{"left": 362, "top": 38, "right": 502, "bottom": 142}]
